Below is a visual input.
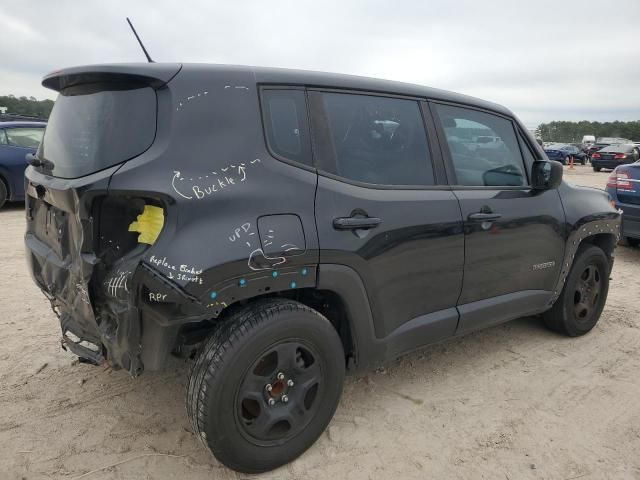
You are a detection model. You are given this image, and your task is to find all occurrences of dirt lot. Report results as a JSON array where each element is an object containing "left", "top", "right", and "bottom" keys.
[{"left": 1, "top": 164, "right": 639, "bottom": 480}]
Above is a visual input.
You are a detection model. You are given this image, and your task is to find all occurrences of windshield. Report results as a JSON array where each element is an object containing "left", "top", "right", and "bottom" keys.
[{"left": 39, "top": 84, "right": 157, "bottom": 178}]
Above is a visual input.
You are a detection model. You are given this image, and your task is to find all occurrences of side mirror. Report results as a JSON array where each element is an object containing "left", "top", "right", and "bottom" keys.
[{"left": 532, "top": 160, "right": 563, "bottom": 190}]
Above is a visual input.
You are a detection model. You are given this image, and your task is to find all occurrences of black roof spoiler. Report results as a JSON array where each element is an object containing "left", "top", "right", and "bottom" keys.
[{"left": 42, "top": 63, "right": 182, "bottom": 92}]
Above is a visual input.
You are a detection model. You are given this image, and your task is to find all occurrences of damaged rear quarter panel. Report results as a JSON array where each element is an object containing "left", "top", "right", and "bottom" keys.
[{"left": 100, "top": 66, "right": 320, "bottom": 372}]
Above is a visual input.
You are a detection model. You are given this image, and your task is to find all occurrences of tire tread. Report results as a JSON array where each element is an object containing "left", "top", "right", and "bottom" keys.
[{"left": 186, "top": 298, "right": 334, "bottom": 466}]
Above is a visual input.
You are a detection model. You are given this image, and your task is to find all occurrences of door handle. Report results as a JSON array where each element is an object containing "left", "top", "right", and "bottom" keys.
[
  {"left": 333, "top": 216, "right": 382, "bottom": 230},
  {"left": 468, "top": 212, "right": 502, "bottom": 222}
]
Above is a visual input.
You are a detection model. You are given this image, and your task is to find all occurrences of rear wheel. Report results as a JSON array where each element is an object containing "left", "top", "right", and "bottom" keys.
[
  {"left": 543, "top": 245, "right": 610, "bottom": 336},
  {"left": 593, "top": 166, "right": 601, "bottom": 172},
  {"left": 187, "top": 299, "right": 345, "bottom": 473},
  {"left": 0, "top": 179, "right": 7, "bottom": 209}
]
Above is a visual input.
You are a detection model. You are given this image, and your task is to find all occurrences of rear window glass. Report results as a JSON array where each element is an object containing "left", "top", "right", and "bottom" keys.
[
  {"left": 601, "top": 145, "right": 633, "bottom": 153},
  {"left": 39, "top": 84, "right": 156, "bottom": 178},
  {"left": 6, "top": 127, "right": 45, "bottom": 148}
]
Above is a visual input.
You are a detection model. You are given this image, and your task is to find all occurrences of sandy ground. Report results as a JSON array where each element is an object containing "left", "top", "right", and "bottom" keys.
[{"left": 1, "top": 164, "right": 639, "bottom": 480}]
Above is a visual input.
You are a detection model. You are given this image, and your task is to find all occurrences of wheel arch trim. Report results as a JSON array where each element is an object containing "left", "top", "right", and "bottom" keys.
[{"left": 550, "top": 217, "right": 619, "bottom": 306}]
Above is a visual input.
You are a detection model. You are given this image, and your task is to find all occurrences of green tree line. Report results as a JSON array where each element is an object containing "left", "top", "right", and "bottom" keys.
[
  {"left": 536, "top": 120, "right": 640, "bottom": 143},
  {"left": 0, "top": 95, "right": 54, "bottom": 119}
]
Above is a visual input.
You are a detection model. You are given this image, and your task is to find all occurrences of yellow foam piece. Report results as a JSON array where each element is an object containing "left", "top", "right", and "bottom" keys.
[{"left": 128, "top": 205, "right": 164, "bottom": 245}]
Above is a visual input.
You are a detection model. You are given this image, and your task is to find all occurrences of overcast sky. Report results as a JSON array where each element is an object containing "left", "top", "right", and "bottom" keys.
[{"left": 2, "top": 0, "right": 639, "bottom": 127}]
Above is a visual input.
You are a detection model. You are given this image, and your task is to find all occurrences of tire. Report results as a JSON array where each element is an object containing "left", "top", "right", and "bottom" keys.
[
  {"left": 620, "top": 236, "right": 640, "bottom": 248},
  {"left": 543, "top": 245, "right": 610, "bottom": 336},
  {"left": 593, "top": 166, "right": 601, "bottom": 172},
  {"left": 564, "top": 156, "right": 570, "bottom": 165},
  {"left": 187, "top": 298, "right": 345, "bottom": 473},
  {"left": 0, "top": 179, "right": 7, "bottom": 209}
]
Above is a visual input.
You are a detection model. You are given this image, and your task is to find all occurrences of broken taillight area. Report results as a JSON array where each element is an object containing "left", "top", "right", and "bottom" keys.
[
  {"left": 91, "top": 195, "right": 166, "bottom": 303},
  {"left": 92, "top": 196, "right": 165, "bottom": 261}
]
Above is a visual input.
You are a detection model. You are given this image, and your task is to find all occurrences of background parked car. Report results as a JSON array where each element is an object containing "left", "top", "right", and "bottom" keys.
[
  {"left": 544, "top": 143, "right": 588, "bottom": 165},
  {"left": 591, "top": 144, "right": 640, "bottom": 172},
  {"left": 0, "top": 121, "right": 46, "bottom": 208},
  {"left": 587, "top": 137, "right": 633, "bottom": 157},
  {"left": 606, "top": 162, "right": 640, "bottom": 247}
]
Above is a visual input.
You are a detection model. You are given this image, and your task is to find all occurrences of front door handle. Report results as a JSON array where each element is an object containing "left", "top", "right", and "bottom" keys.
[
  {"left": 333, "top": 216, "right": 382, "bottom": 230},
  {"left": 468, "top": 212, "right": 502, "bottom": 222}
]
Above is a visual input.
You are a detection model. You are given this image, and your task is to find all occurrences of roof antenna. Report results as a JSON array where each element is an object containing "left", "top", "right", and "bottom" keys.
[{"left": 126, "top": 17, "right": 154, "bottom": 63}]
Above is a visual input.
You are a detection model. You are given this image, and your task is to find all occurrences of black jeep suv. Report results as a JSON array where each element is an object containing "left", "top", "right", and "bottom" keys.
[{"left": 25, "top": 63, "right": 621, "bottom": 473}]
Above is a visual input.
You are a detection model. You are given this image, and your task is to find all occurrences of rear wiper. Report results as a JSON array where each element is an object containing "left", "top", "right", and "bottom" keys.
[{"left": 26, "top": 153, "right": 55, "bottom": 169}]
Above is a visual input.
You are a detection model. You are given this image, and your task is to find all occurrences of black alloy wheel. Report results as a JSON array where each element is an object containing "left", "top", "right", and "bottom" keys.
[
  {"left": 236, "top": 340, "right": 324, "bottom": 445},
  {"left": 572, "top": 263, "right": 603, "bottom": 326}
]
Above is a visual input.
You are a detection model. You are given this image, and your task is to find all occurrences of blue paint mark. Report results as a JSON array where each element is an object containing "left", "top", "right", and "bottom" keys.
[
  {"left": 210, "top": 291, "right": 217, "bottom": 299},
  {"left": 272, "top": 271, "right": 278, "bottom": 278},
  {"left": 239, "top": 278, "right": 246, "bottom": 286},
  {"left": 290, "top": 281, "right": 297, "bottom": 289},
  {"left": 301, "top": 268, "right": 308, "bottom": 276}
]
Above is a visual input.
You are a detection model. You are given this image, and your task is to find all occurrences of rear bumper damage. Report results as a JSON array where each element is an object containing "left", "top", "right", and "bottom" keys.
[
  {"left": 26, "top": 231, "right": 211, "bottom": 374},
  {"left": 23, "top": 179, "right": 211, "bottom": 375}
]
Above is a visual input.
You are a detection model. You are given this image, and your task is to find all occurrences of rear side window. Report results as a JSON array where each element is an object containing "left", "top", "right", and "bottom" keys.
[
  {"left": 6, "top": 127, "right": 44, "bottom": 148},
  {"left": 40, "top": 84, "right": 156, "bottom": 179},
  {"left": 434, "top": 103, "right": 526, "bottom": 187},
  {"left": 309, "top": 91, "right": 434, "bottom": 186},
  {"left": 261, "top": 89, "right": 312, "bottom": 166}
]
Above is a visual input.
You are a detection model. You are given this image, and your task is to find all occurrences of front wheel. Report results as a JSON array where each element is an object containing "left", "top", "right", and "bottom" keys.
[
  {"left": 543, "top": 245, "right": 610, "bottom": 336},
  {"left": 187, "top": 299, "right": 345, "bottom": 473}
]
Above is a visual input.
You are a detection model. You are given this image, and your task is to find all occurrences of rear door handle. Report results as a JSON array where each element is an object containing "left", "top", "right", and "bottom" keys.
[
  {"left": 468, "top": 212, "right": 502, "bottom": 222},
  {"left": 333, "top": 216, "right": 382, "bottom": 230}
]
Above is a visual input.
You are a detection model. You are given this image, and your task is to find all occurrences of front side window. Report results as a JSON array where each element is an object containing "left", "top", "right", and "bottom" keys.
[
  {"left": 309, "top": 91, "right": 434, "bottom": 186},
  {"left": 6, "top": 127, "right": 44, "bottom": 149},
  {"left": 518, "top": 134, "right": 537, "bottom": 168},
  {"left": 434, "top": 103, "right": 527, "bottom": 187},
  {"left": 261, "top": 89, "right": 312, "bottom": 166}
]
